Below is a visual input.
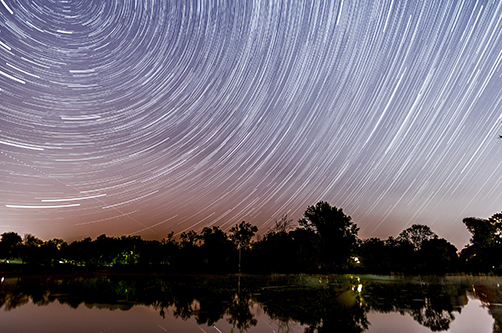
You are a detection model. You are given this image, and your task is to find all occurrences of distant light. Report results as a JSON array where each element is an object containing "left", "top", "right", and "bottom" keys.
[
  {"left": 1, "top": 277, "right": 4, "bottom": 283},
  {"left": 357, "top": 284, "right": 363, "bottom": 293}
]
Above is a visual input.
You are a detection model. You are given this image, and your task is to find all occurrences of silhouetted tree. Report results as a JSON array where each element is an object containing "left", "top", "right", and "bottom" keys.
[
  {"left": 19, "top": 234, "right": 44, "bottom": 264},
  {"left": 256, "top": 229, "right": 297, "bottom": 273},
  {"left": 160, "top": 232, "right": 179, "bottom": 269},
  {"left": 229, "top": 221, "right": 258, "bottom": 273},
  {"left": 119, "top": 235, "right": 142, "bottom": 265},
  {"left": 42, "top": 238, "right": 67, "bottom": 266},
  {"left": 180, "top": 230, "right": 200, "bottom": 247},
  {"left": 289, "top": 228, "right": 320, "bottom": 272},
  {"left": 199, "top": 226, "right": 235, "bottom": 273},
  {"left": 178, "top": 230, "right": 203, "bottom": 272},
  {"left": 229, "top": 221, "right": 258, "bottom": 250},
  {"left": 358, "top": 237, "right": 391, "bottom": 274},
  {"left": 93, "top": 234, "right": 120, "bottom": 266},
  {"left": 299, "top": 201, "right": 359, "bottom": 272},
  {"left": 138, "top": 240, "right": 166, "bottom": 267},
  {"left": 461, "top": 214, "right": 502, "bottom": 272},
  {"left": 23, "top": 234, "right": 43, "bottom": 247},
  {"left": 385, "top": 236, "right": 416, "bottom": 274},
  {"left": 0, "top": 232, "right": 22, "bottom": 260},
  {"left": 397, "top": 224, "right": 437, "bottom": 251},
  {"left": 65, "top": 237, "right": 93, "bottom": 266},
  {"left": 269, "top": 214, "right": 294, "bottom": 233},
  {"left": 418, "top": 238, "right": 458, "bottom": 274}
]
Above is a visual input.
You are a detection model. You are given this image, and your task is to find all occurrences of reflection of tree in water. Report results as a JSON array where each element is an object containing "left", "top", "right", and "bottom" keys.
[
  {"left": 254, "top": 276, "right": 475, "bottom": 333},
  {"left": 490, "top": 306, "right": 502, "bottom": 333},
  {"left": 472, "top": 280, "right": 502, "bottom": 333},
  {"left": 272, "top": 317, "right": 296, "bottom": 333},
  {"left": 227, "top": 293, "right": 257, "bottom": 331},
  {"left": 2, "top": 293, "right": 30, "bottom": 310},
  {"left": 0, "top": 277, "right": 39, "bottom": 310},
  {"left": 0, "top": 275, "right": 257, "bottom": 330},
  {"left": 173, "top": 299, "right": 198, "bottom": 321},
  {"left": 4, "top": 275, "right": 502, "bottom": 332},
  {"left": 411, "top": 303, "right": 455, "bottom": 332},
  {"left": 194, "top": 290, "right": 231, "bottom": 325},
  {"left": 256, "top": 280, "right": 369, "bottom": 333},
  {"left": 364, "top": 279, "right": 466, "bottom": 332}
]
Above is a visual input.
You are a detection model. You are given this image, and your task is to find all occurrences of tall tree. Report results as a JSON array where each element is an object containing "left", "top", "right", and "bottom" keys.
[
  {"left": 229, "top": 221, "right": 258, "bottom": 273},
  {"left": 299, "top": 201, "right": 359, "bottom": 272}
]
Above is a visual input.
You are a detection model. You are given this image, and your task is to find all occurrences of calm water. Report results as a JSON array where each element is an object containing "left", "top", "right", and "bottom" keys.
[{"left": 0, "top": 274, "right": 499, "bottom": 332}]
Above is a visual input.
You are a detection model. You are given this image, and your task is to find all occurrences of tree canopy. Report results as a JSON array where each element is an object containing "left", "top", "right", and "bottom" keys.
[
  {"left": 299, "top": 201, "right": 359, "bottom": 271},
  {"left": 229, "top": 221, "right": 258, "bottom": 250},
  {"left": 461, "top": 213, "right": 502, "bottom": 272},
  {"left": 397, "top": 224, "right": 437, "bottom": 251}
]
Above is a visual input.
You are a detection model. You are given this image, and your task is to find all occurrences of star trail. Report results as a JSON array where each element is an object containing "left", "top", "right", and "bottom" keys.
[{"left": 1, "top": 0, "right": 502, "bottom": 247}]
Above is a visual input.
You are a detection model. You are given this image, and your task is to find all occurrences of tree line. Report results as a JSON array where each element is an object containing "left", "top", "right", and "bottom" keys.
[{"left": 0, "top": 201, "right": 500, "bottom": 275}]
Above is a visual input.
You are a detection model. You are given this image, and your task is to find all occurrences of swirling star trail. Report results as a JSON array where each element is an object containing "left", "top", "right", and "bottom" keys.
[{"left": 1, "top": 0, "right": 502, "bottom": 247}]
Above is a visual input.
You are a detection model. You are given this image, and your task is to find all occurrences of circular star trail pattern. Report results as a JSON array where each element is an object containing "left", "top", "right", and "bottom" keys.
[{"left": 1, "top": 0, "right": 502, "bottom": 246}]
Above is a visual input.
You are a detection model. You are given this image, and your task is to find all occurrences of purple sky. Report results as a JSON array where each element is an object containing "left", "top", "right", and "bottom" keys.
[{"left": 1, "top": 0, "right": 502, "bottom": 248}]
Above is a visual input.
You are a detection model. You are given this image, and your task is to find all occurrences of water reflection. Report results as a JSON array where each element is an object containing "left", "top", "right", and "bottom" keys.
[
  {"left": 471, "top": 280, "right": 502, "bottom": 333},
  {"left": 0, "top": 274, "right": 500, "bottom": 332}
]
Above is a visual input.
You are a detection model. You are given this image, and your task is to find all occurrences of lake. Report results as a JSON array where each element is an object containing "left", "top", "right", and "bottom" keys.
[{"left": 0, "top": 274, "right": 499, "bottom": 332}]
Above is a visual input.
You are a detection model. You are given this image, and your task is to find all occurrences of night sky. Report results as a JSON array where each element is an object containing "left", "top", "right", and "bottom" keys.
[{"left": 1, "top": 0, "right": 502, "bottom": 248}]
